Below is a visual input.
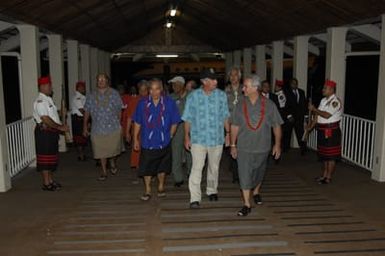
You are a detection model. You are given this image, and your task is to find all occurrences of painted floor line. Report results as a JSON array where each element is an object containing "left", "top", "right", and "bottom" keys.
[{"left": 163, "top": 241, "right": 288, "bottom": 252}]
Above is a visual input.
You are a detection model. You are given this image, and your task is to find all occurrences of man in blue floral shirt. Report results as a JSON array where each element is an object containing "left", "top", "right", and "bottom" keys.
[
  {"left": 183, "top": 68, "right": 230, "bottom": 209},
  {"left": 83, "top": 73, "right": 123, "bottom": 181},
  {"left": 133, "top": 78, "right": 181, "bottom": 201}
]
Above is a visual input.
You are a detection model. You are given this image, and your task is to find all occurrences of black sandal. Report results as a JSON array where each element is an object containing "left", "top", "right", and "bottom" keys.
[
  {"left": 42, "top": 184, "right": 57, "bottom": 191},
  {"left": 237, "top": 206, "right": 251, "bottom": 216},
  {"left": 141, "top": 194, "right": 151, "bottom": 201},
  {"left": 97, "top": 175, "right": 107, "bottom": 181},
  {"left": 110, "top": 168, "right": 118, "bottom": 176},
  {"left": 157, "top": 190, "right": 166, "bottom": 198},
  {"left": 51, "top": 181, "right": 62, "bottom": 190},
  {"left": 315, "top": 176, "right": 325, "bottom": 182},
  {"left": 318, "top": 178, "right": 331, "bottom": 185}
]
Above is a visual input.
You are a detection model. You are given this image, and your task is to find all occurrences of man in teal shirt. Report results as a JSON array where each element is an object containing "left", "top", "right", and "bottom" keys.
[{"left": 182, "top": 68, "right": 230, "bottom": 209}]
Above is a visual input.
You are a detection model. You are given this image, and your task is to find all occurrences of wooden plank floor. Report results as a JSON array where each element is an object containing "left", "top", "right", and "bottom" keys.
[{"left": 39, "top": 152, "right": 385, "bottom": 256}]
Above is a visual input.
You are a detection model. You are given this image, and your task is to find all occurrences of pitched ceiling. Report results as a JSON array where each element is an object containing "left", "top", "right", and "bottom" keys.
[{"left": 0, "top": 0, "right": 384, "bottom": 52}]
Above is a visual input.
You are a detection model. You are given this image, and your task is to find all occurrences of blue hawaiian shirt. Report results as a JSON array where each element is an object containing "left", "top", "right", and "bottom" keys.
[
  {"left": 133, "top": 96, "right": 181, "bottom": 150},
  {"left": 182, "top": 88, "right": 230, "bottom": 147},
  {"left": 84, "top": 88, "right": 123, "bottom": 135}
]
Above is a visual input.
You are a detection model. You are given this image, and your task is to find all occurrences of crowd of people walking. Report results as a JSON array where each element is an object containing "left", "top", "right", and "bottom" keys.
[{"left": 32, "top": 66, "right": 343, "bottom": 216}]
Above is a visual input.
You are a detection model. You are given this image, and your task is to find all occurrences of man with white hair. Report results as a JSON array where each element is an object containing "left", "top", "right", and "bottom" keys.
[
  {"left": 230, "top": 75, "right": 283, "bottom": 216},
  {"left": 225, "top": 67, "right": 243, "bottom": 183},
  {"left": 169, "top": 76, "right": 192, "bottom": 187},
  {"left": 183, "top": 68, "right": 230, "bottom": 209}
]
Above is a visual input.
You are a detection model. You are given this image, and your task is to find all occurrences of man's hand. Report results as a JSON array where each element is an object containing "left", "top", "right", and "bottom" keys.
[
  {"left": 230, "top": 146, "right": 237, "bottom": 159},
  {"left": 272, "top": 144, "right": 281, "bottom": 160},
  {"left": 126, "top": 133, "right": 131, "bottom": 144},
  {"left": 59, "top": 124, "right": 69, "bottom": 132},
  {"left": 82, "top": 127, "right": 89, "bottom": 137},
  {"left": 225, "top": 133, "right": 230, "bottom": 147},
  {"left": 184, "top": 136, "right": 191, "bottom": 151},
  {"left": 133, "top": 140, "right": 140, "bottom": 152},
  {"left": 308, "top": 102, "right": 316, "bottom": 112}
]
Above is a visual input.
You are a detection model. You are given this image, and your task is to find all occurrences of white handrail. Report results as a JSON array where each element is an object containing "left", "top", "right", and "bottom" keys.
[
  {"left": 307, "top": 114, "right": 376, "bottom": 171},
  {"left": 6, "top": 117, "right": 36, "bottom": 177}
]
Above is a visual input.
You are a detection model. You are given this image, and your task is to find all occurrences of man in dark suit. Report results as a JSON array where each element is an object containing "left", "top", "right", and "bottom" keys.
[
  {"left": 284, "top": 78, "right": 308, "bottom": 155},
  {"left": 261, "top": 80, "right": 279, "bottom": 107}
]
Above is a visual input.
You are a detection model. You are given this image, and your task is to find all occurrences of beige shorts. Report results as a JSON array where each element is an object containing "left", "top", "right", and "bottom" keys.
[{"left": 91, "top": 129, "right": 122, "bottom": 159}]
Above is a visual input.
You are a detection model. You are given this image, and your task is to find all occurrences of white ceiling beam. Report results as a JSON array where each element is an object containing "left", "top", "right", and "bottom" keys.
[
  {"left": 0, "top": 34, "right": 20, "bottom": 52},
  {"left": 350, "top": 24, "right": 381, "bottom": 43},
  {"left": 288, "top": 40, "right": 320, "bottom": 56},
  {"left": 0, "top": 21, "right": 15, "bottom": 32},
  {"left": 313, "top": 33, "right": 351, "bottom": 52}
]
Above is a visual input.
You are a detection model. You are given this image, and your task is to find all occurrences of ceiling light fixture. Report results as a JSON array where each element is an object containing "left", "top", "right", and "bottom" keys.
[
  {"left": 166, "top": 21, "right": 172, "bottom": 28},
  {"left": 156, "top": 54, "right": 178, "bottom": 58},
  {"left": 170, "top": 9, "right": 177, "bottom": 17}
]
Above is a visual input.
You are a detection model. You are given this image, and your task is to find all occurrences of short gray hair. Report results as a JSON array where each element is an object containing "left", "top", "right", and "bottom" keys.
[
  {"left": 244, "top": 75, "right": 261, "bottom": 88},
  {"left": 228, "top": 66, "right": 242, "bottom": 79}
]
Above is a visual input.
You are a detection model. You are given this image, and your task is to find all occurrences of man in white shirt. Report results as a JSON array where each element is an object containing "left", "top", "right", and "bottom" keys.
[
  {"left": 33, "top": 76, "right": 69, "bottom": 191},
  {"left": 307, "top": 79, "right": 342, "bottom": 185},
  {"left": 71, "top": 81, "right": 87, "bottom": 161}
]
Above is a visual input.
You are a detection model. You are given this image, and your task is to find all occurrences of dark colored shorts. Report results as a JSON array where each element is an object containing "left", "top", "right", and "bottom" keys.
[{"left": 138, "top": 145, "right": 171, "bottom": 177}]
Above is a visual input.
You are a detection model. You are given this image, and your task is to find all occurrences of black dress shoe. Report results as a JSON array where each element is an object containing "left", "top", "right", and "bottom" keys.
[
  {"left": 190, "top": 201, "right": 200, "bottom": 209},
  {"left": 174, "top": 181, "right": 184, "bottom": 187},
  {"left": 51, "top": 181, "right": 62, "bottom": 190},
  {"left": 42, "top": 184, "right": 57, "bottom": 191},
  {"left": 208, "top": 194, "right": 218, "bottom": 201},
  {"left": 253, "top": 194, "right": 263, "bottom": 205},
  {"left": 237, "top": 205, "right": 251, "bottom": 216}
]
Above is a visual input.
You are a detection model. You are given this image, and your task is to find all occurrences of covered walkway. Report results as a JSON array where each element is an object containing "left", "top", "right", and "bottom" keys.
[{"left": 1, "top": 150, "right": 385, "bottom": 256}]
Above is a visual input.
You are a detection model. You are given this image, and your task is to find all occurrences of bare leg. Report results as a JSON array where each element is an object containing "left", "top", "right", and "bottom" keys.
[
  {"left": 48, "top": 171, "right": 54, "bottom": 183},
  {"left": 326, "top": 161, "right": 336, "bottom": 179},
  {"left": 253, "top": 183, "right": 262, "bottom": 196},
  {"left": 241, "top": 189, "right": 252, "bottom": 207},
  {"left": 109, "top": 157, "right": 117, "bottom": 169},
  {"left": 157, "top": 172, "right": 166, "bottom": 192},
  {"left": 77, "top": 146, "right": 85, "bottom": 160},
  {"left": 322, "top": 162, "right": 328, "bottom": 177},
  {"left": 41, "top": 171, "right": 50, "bottom": 185},
  {"left": 143, "top": 176, "right": 152, "bottom": 195},
  {"left": 100, "top": 158, "right": 108, "bottom": 176}
]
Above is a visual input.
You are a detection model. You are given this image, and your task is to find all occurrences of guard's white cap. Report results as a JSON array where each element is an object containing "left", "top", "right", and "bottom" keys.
[{"left": 168, "top": 76, "right": 185, "bottom": 85}]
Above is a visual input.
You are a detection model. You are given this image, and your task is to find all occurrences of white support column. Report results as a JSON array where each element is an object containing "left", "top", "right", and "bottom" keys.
[
  {"left": 105, "top": 52, "right": 111, "bottom": 78},
  {"left": 98, "top": 50, "right": 105, "bottom": 74},
  {"left": 17, "top": 25, "right": 40, "bottom": 118},
  {"left": 48, "top": 35, "right": 66, "bottom": 152},
  {"left": 0, "top": 59, "right": 11, "bottom": 192},
  {"left": 372, "top": 14, "right": 385, "bottom": 182},
  {"left": 271, "top": 41, "right": 284, "bottom": 88},
  {"left": 80, "top": 44, "right": 91, "bottom": 93},
  {"left": 90, "top": 47, "right": 98, "bottom": 90},
  {"left": 48, "top": 35, "right": 64, "bottom": 107},
  {"left": 67, "top": 40, "right": 79, "bottom": 108},
  {"left": 225, "top": 52, "right": 233, "bottom": 77},
  {"left": 293, "top": 35, "right": 309, "bottom": 95},
  {"left": 256, "top": 45, "right": 266, "bottom": 80},
  {"left": 233, "top": 50, "right": 241, "bottom": 68},
  {"left": 326, "top": 27, "right": 348, "bottom": 101},
  {"left": 243, "top": 47, "right": 252, "bottom": 77}
]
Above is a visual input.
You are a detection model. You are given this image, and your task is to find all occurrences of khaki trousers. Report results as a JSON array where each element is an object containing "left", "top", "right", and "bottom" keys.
[{"left": 189, "top": 144, "right": 223, "bottom": 203}]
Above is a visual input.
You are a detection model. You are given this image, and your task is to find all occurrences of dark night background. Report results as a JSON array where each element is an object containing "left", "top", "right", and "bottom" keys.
[{"left": 1, "top": 54, "right": 380, "bottom": 124}]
